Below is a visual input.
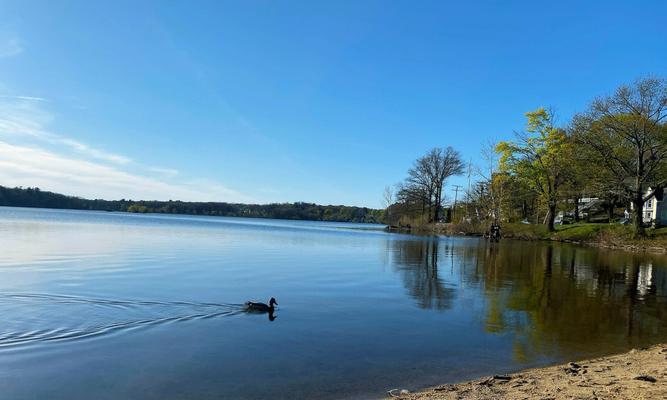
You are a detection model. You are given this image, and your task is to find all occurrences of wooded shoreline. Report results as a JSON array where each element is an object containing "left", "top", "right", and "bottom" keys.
[
  {"left": 0, "top": 185, "right": 383, "bottom": 223},
  {"left": 387, "top": 222, "right": 667, "bottom": 253},
  {"left": 385, "top": 78, "right": 667, "bottom": 240}
]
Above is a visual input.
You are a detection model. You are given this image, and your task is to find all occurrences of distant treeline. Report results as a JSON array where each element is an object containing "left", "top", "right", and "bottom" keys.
[{"left": 0, "top": 186, "right": 383, "bottom": 223}]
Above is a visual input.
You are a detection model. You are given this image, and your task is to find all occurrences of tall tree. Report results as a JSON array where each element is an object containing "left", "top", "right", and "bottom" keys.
[
  {"left": 396, "top": 147, "right": 464, "bottom": 224},
  {"left": 496, "top": 108, "right": 572, "bottom": 231},
  {"left": 382, "top": 185, "right": 394, "bottom": 223},
  {"left": 573, "top": 78, "right": 667, "bottom": 236},
  {"left": 431, "top": 147, "right": 465, "bottom": 222},
  {"left": 474, "top": 141, "right": 508, "bottom": 222},
  {"left": 406, "top": 153, "right": 437, "bottom": 220}
]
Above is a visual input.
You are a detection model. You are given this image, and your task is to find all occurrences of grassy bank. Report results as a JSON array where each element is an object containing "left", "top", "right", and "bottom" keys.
[{"left": 396, "top": 221, "right": 667, "bottom": 253}]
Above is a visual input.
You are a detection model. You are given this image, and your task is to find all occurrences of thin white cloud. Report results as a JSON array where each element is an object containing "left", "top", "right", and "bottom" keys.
[
  {"left": 0, "top": 98, "right": 131, "bottom": 164},
  {"left": 148, "top": 166, "right": 180, "bottom": 177},
  {"left": 0, "top": 95, "right": 48, "bottom": 102},
  {"left": 59, "top": 137, "right": 132, "bottom": 165},
  {"left": 0, "top": 37, "right": 22, "bottom": 58},
  {"left": 0, "top": 97, "right": 252, "bottom": 202},
  {"left": 0, "top": 141, "right": 251, "bottom": 202}
]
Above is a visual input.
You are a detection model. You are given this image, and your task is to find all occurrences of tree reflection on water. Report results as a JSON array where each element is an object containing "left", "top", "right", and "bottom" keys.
[
  {"left": 389, "top": 237, "right": 667, "bottom": 363},
  {"left": 390, "top": 236, "right": 457, "bottom": 310}
]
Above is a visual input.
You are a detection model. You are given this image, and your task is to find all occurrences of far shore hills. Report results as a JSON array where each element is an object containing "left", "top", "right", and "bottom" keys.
[
  {"left": 4, "top": 185, "right": 667, "bottom": 253},
  {"left": 0, "top": 185, "right": 383, "bottom": 224}
]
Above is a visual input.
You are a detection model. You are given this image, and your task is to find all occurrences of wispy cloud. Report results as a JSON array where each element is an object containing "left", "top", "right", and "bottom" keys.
[
  {"left": 0, "top": 98, "right": 131, "bottom": 165},
  {"left": 148, "top": 166, "right": 180, "bottom": 177},
  {"left": 0, "top": 37, "right": 22, "bottom": 58},
  {"left": 59, "top": 137, "right": 132, "bottom": 165},
  {"left": 0, "top": 141, "right": 249, "bottom": 201},
  {"left": 0, "top": 95, "right": 48, "bottom": 102},
  {"left": 0, "top": 97, "right": 251, "bottom": 202}
]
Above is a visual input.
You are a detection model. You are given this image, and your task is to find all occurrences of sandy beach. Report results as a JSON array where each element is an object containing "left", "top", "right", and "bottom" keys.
[{"left": 389, "top": 345, "right": 667, "bottom": 400}]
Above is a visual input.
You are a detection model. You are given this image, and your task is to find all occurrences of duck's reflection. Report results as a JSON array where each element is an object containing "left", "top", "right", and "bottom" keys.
[{"left": 245, "top": 307, "right": 277, "bottom": 322}]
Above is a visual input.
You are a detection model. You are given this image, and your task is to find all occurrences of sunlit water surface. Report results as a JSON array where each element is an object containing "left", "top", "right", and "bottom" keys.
[{"left": 1, "top": 207, "right": 667, "bottom": 399}]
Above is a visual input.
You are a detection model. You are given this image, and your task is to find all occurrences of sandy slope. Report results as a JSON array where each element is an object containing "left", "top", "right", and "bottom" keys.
[{"left": 389, "top": 345, "right": 667, "bottom": 400}]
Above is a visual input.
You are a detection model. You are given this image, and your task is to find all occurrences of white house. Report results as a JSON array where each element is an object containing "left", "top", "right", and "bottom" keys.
[{"left": 641, "top": 187, "right": 667, "bottom": 226}]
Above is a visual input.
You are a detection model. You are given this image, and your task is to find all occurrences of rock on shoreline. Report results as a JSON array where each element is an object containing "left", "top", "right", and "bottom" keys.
[{"left": 389, "top": 345, "right": 667, "bottom": 399}]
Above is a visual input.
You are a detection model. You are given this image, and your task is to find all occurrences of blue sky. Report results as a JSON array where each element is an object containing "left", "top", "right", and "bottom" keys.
[{"left": 0, "top": 1, "right": 665, "bottom": 207}]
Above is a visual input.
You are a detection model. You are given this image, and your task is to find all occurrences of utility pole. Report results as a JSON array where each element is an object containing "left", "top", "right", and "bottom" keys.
[
  {"left": 466, "top": 159, "right": 472, "bottom": 218},
  {"left": 452, "top": 184, "right": 463, "bottom": 222},
  {"left": 452, "top": 185, "right": 462, "bottom": 208}
]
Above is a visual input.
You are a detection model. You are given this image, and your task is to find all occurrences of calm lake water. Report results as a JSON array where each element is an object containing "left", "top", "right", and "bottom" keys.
[{"left": 1, "top": 207, "right": 667, "bottom": 399}]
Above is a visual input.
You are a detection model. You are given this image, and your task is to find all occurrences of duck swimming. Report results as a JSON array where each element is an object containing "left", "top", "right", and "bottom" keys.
[{"left": 245, "top": 297, "right": 277, "bottom": 312}]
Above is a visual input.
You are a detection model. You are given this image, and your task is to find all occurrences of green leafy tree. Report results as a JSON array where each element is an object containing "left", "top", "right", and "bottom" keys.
[
  {"left": 573, "top": 78, "right": 667, "bottom": 236},
  {"left": 496, "top": 108, "right": 573, "bottom": 231}
]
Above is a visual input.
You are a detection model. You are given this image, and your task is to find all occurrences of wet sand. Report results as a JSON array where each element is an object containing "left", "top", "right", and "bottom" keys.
[{"left": 389, "top": 345, "right": 667, "bottom": 400}]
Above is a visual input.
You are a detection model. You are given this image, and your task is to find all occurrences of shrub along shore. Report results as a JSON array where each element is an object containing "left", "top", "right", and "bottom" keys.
[{"left": 388, "top": 222, "right": 667, "bottom": 253}]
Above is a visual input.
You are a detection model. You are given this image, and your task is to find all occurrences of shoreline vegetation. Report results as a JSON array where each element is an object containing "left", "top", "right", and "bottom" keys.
[
  {"left": 385, "top": 77, "right": 667, "bottom": 242},
  {"left": 4, "top": 184, "right": 667, "bottom": 252},
  {"left": 0, "top": 185, "right": 383, "bottom": 223},
  {"left": 392, "top": 344, "right": 667, "bottom": 400},
  {"left": 387, "top": 221, "right": 667, "bottom": 253}
]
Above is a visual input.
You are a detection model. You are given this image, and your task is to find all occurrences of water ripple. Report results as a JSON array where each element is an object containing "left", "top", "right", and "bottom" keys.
[{"left": 0, "top": 293, "right": 245, "bottom": 349}]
